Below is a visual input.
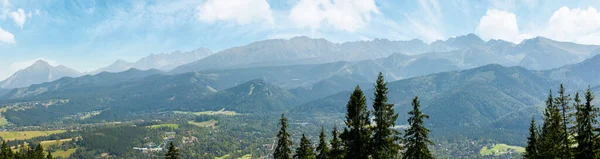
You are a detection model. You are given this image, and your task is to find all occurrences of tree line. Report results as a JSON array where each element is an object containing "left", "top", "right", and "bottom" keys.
[
  {"left": 0, "top": 141, "right": 53, "bottom": 159},
  {"left": 274, "top": 73, "right": 435, "bottom": 159},
  {"left": 524, "top": 84, "right": 598, "bottom": 159}
]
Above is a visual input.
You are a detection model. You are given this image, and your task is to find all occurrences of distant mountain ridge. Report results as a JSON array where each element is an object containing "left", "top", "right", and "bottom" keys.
[
  {"left": 90, "top": 48, "right": 213, "bottom": 74},
  {"left": 172, "top": 34, "right": 599, "bottom": 74},
  {"left": 171, "top": 34, "right": 483, "bottom": 73},
  {"left": 0, "top": 60, "right": 81, "bottom": 89}
]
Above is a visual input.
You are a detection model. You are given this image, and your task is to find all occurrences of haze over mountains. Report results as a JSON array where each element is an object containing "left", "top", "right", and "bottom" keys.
[
  {"left": 0, "top": 60, "right": 81, "bottom": 89},
  {"left": 0, "top": 48, "right": 213, "bottom": 89},
  {"left": 89, "top": 48, "right": 213, "bottom": 74},
  {"left": 1, "top": 33, "right": 600, "bottom": 154}
]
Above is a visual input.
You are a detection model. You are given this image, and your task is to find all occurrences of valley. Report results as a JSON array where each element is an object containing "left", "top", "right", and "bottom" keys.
[{"left": 1, "top": 34, "right": 599, "bottom": 159}]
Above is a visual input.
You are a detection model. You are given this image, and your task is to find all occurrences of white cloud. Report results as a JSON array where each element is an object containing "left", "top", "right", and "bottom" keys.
[
  {"left": 10, "top": 8, "right": 26, "bottom": 28},
  {"left": 1, "top": 0, "right": 9, "bottom": 8},
  {"left": 289, "top": 0, "right": 380, "bottom": 32},
  {"left": 404, "top": 0, "right": 444, "bottom": 42},
  {"left": 10, "top": 58, "right": 58, "bottom": 72},
  {"left": 196, "top": 0, "right": 273, "bottom": 25},
  {"left": 475, "top": 9, "right": 531, "bottom": 43},
  {"left": 540, "top": 7, "right": 600, "bottom": 45},
  {"left": 0, "top": 27, "right": 15, "bottom": 44}
]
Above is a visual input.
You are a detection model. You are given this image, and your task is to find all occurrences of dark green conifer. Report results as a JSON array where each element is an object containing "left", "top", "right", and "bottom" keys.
[
  {"left": 340, "top": 86, "right": 372, "bottom": 159},
  {"left": 1, "top": 141, "right": 13, "bottom": 159},
  {"left": 295, "top": 134, "right": 316, "bottom": 159},
  {"left": 402, "top": 96, "right": 433, "bottom": 159},
  {"left": 328, "top": 125, "right": 344, "bottom": 159},
  {"left": 573, "top": 88, "right": 597, "bottom": 159},
  {"left": 33, "top": 144, "right": 45, "bottom": 159},
  {"left": 524, "top": 117, "right": 540, "bottom": 159},
  {"left": 46, "top": 151, "right": 53, "bottom": 159},
  {"left": 371, "top": 72, "right": 401, "bottom": 159},
  {"left": 274, "top": 113, "right": 293, "bottom": 159},
  {"left": 538, "top": 90, "right": 565, "bottom": 158},
  {"left": 554, "top": 84, "right": 572, "bottom": 158},
  {"left": 316, "top": 126, "right": 329, "bottom": 159},
  {"left": 165, "top": 141, "right": 179, "bottom": 159}
]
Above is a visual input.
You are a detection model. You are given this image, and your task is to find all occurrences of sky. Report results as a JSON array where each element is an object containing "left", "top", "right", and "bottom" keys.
[{"left": 1, "top": 0, "right": 600, "bottom": 80}]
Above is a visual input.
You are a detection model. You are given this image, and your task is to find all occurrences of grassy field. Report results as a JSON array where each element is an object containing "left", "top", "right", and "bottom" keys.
[
  {"left": 214, "top": 154, "right": 251, "bottom": 159},
  {"left": 147, "top": 123, "right": 179, "bottom": 129},
  {"left": 188, "top": 120, "right": 218, "bottom": 128},
  {"left": 0, "top": 107, "right": 10, "bottom": 126},
  {"left": 215, "top": 154, "right": 230, "bottom": 159},
  {"left": 176, "top": 109, "right": 238, "bottom": 116},
  {"left": 40, "top": 138, "right": 73, "bottom": 148},
  {"left": 0, "top": 130, "right": 66, "bottom": 140},
  {"left": 53, "top": 148, "right": 77, "bottom": 158},
  {"left": 480, "top": 144, "right": 525, "bottom": 156}
]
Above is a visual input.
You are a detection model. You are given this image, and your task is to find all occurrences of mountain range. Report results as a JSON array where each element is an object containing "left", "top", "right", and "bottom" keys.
[
  {"left": 2, "top": 53, "right": 599, "bottom": 128},
  {"left": 172, "top": 35, "right": 600, "bottom": 74},
  {"left": 1, "top": 34, "right": 600, "bottom": 131},
  {"left": 0, "top": 60, "right": 81, "bottom": 89},
  {"left": 292, "top": 54, "right": 600, "bottom": 130},
  {"left": 90, "top": 48, "right": 213, "bottom": 74},
  {"left": 3, "top": 34, "right": 599, "bottom": 91}
]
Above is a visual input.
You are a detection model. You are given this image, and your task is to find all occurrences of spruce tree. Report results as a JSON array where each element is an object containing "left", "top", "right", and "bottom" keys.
[
  {"left": 46, "top": 151, "right": 53, "bottom": 159},
  {"left": 340, "top": 86, "right": 372, "bottom": 159},
  {"left": 402, "top": 96, "right": 433, "bottom": 159},
  {"left": 34, "top": 144, "right": 45, "bottom": 159},
  {"left": 18, "top": 143, "right": 30, "bottom": 159},
  {"left": 573, "top": 88, "right": 597, "bottom": 159},
  {"left": 295, "top": 134, "right": 316, "bottom": 159},
  {"left": 165, "top": 141, "right": 179, "bottom": 159},
  {"left": 524, "top": 117, "right": 539, "bottom": 159},
  {"left": 554, "top": 84, "right": 572, "bottom": 158},
  {"left": 274, "top": 113, "right": 293, "bottom": 159},
  {"left": 538, "top": 90, "right": 564, "bottom": 158},
  {"left": 1, "top": 141, "right": 13, "bottom": 159},
  {"left": 371, "top": 72, "right": 401, "bottom": 159},
  {"left": 316, "top": 126, "right": 329, "bottom": 159},
  {"left": 328, "top": 125, "right": 344, "bottom": 159}
]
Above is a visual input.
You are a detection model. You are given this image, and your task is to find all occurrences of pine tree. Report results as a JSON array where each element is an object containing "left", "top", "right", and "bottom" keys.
[
  {"left": 554, "top": 84, "right": 572, "bottom": 158},
  {"left": 165, "top": 141, "right": 179, "bottom": 159},
  {"left": 1, "top": 141, "right": 13, "bottom": 159},
  {"left": 538, "top": 90, "right": 565, "bottom": 158},
  {"left": 403, "top": 96, "right": 433, "bottom": 159},
  {"left": 295, "top": 134, "right": 316, "bottom": 159},
  {"left": 18, "top": 143, "right": 30, "bottom": 159},
  {"left": 316, "top": 126, "right": 329, "bottom": 159},
  {"left": 328, "top": 125, "right": 344, "bottom": 159},
  {"left": 371, "top": 72, "right": 401, "bottom": 159},
  {"left": 340, "top": 86, "right": 372, "bottom": 159},
  {"left": 573, "top": 88, "right": 597, "bottom": 159},
  {"left": 33, "top": 144, "right": 45, "bottom": 159},
  {"left": 524, "top": 116, "right": 539, "bottom": 159},
  {"left": 46, "top": 151, "right": 53, "bottom": 159},
  {"left": 274, "top": 113, "right": 293, "bottom": 159}
]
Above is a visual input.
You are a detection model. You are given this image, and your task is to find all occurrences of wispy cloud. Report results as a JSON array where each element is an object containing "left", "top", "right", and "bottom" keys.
[
  {"left": 288, "top": 0, "right": 380, "bottom": 32},
  {"left": 196, "top": 0, "right": 274, "bottom": 25},
  {"left": 9, "top": 8, "right": 26, "bottom": 28},
  {"left": 0, "top": 26, "right": 15, "bottom": 44},
  {"left": 404, "top": 0, "right": 445, "bottom": 42}
]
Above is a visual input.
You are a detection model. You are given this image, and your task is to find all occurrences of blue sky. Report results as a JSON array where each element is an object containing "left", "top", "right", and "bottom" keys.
[{"left": 1, "top": 0, "right": 600, "bottom": 80}]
